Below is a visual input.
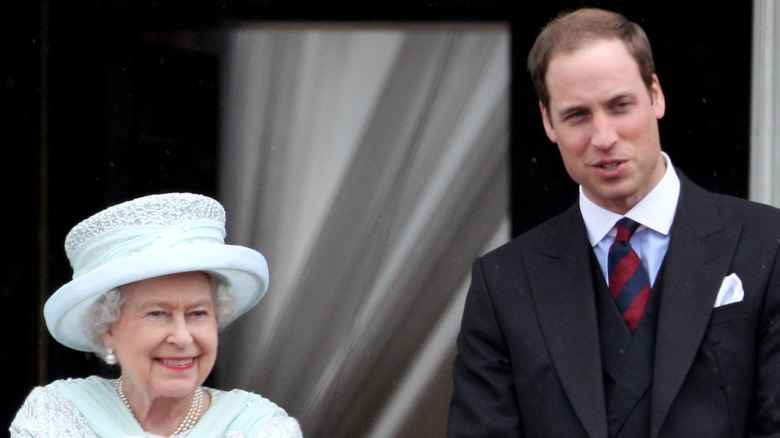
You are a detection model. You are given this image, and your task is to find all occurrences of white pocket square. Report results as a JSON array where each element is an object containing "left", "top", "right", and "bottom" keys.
[{"left": 714, "top": 273, "right": 744, "bottom": 308}]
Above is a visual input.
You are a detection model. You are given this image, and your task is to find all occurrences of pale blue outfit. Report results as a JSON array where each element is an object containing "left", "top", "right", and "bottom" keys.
[{"left": 10, "top": 376, "right": 303, "bottom": 438}]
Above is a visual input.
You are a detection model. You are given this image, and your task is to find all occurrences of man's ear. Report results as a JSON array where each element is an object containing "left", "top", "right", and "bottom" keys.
[
  {"left": 650, "top": 74, "right": 666, "bottom": 120},
  {"left": 540, "top": 101, "right": 558, "bottom": 143}
]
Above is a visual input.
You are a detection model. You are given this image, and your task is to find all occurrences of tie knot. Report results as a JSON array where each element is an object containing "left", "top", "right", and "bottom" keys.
[{"left": 614, "top": 217, "right": 640, "bottom": 242}]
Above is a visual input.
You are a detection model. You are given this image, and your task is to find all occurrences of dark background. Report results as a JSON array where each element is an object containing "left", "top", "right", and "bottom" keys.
[{"left": 1, "top": 0, "right": 751, "bottom": 433}]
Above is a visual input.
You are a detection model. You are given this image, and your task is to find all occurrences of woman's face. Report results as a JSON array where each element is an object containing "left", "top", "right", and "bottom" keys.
[{"left": 101, "top": 271, "right": 218, "bottom": 401}]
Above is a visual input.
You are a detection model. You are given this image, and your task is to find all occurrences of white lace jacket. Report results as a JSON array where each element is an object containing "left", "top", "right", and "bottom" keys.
[{"left": 10, "top": 377, "right": 303, "bottom": 438}]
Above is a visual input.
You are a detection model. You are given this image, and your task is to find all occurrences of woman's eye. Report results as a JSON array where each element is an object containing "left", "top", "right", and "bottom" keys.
[{"left": 146, "top": 310, "right": 166, "bottom": 318}]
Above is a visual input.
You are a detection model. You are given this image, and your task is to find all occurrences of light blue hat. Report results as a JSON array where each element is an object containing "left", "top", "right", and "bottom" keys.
[{"left": 44, "top": 193, "right": 269, "bottom": 352}]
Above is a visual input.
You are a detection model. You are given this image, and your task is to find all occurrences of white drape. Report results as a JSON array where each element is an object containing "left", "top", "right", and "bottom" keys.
[
  {"left": 750, "top": 0, "right": 780, "bottom": 205},
  {"left": 216, "top": 23, "right": 510, "bottom": 437}
]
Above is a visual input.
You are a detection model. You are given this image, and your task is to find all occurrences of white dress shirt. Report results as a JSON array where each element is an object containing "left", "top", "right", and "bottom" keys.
[{"left": 580, "top": 152, "right": 680, "bottom": 287}]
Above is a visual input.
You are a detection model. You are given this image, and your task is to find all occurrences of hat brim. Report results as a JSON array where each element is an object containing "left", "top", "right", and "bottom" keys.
[{"left": 44, "top": 243, "right": 269, "bottom": 352}]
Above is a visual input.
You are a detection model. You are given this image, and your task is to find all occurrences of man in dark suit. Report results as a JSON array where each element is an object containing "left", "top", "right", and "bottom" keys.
[{"left": 448, "top": 7, "right": 780, "bottom": 438}]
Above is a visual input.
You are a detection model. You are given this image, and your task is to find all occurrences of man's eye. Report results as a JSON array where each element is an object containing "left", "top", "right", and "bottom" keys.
[{"left": 612, "top": 101, "right": 633, "bottom": 111}]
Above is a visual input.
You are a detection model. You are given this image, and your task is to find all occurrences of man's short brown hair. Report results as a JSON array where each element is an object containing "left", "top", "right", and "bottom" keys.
[{"left": 528, "top": 8, "right": 656, "bottom": 109}]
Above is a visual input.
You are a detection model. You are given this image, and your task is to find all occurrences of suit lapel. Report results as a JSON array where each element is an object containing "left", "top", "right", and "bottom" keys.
[
  {"left": 650, "top": 175, "right": 741, "bottom": 437},
  {"left": 529, "top": 205, "right": 609, "bottom": 438}
]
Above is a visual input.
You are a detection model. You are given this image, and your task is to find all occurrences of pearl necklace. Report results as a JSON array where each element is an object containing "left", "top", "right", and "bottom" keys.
[{"left": 115, "top": 378, "right": 204, "bottom": 437}]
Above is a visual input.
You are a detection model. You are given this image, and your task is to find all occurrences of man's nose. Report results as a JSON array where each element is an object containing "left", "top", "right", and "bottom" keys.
[{"left": 591, "top": 113, "right": 618, "bottom": 149}]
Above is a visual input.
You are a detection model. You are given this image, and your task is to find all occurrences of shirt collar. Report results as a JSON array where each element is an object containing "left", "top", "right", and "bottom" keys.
[{"left": 580, "top": 152, "right": 680, "bottom": 246}]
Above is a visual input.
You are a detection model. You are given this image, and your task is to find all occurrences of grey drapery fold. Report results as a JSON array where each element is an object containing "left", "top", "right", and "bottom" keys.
[{"left": 216, "top": 24, "right": 510, "bottom": 438}]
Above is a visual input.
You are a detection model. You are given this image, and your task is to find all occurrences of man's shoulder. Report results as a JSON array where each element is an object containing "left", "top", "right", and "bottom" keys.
[
  {"left": 684, "top": 178, "right": 780, "bottom": 222},
  {"left": 711, "top": 191, "right": 780, "bottom": 216},
  {"left": 678, "top": 176, "right": 780, "bottom": 239},
  {"left": 482, "top": 204, "right": 582, "bottom": 261}
]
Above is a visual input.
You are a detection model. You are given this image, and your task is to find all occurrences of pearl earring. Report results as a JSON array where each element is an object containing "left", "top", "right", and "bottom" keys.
[{"left": 105, "top": 348, "right": 117, "bottom": 365}]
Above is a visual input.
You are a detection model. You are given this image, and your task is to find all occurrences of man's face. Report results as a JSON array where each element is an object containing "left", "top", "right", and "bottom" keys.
[{"left": 540, "top": 38, "right": 666, "bottom": 214}]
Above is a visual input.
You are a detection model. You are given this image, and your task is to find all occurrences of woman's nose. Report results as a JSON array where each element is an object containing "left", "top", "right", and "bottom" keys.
[{"left": 166, "top": 314, "right": 194, "bottom": 347}]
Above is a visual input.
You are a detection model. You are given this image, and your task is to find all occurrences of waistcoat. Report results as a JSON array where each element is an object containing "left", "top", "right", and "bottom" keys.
[{"left": 593, "top": 253, "right": 666, "bottom": 438}]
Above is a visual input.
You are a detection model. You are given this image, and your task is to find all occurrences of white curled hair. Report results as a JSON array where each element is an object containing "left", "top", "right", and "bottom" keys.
[{"left": 80, "top": 274, "right": 237, "bottom": 363}]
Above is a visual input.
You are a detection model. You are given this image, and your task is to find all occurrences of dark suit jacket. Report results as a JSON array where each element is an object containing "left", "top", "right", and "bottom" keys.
[{"left": 448, "top": 171, "right": 780, "bottom": 437}]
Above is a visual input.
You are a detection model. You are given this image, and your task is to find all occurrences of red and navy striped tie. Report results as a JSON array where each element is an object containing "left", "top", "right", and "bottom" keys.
[{"left": 608, "top": 217, "right": 651, "bottom": 332}]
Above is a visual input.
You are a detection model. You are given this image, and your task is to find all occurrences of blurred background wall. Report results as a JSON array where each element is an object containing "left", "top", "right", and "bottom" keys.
[{"left": 2, "top": 1, "right": 767, "bottom": 436}]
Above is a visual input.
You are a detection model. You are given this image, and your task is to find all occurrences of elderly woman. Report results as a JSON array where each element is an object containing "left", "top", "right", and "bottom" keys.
[{"left": 10, "top": 193, "right": 303, "bottom": 437}]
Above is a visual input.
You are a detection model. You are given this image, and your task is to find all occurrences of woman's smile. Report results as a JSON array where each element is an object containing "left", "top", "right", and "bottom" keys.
[{"left": 156, "top": 357, "right": 198, "bottom": 370}]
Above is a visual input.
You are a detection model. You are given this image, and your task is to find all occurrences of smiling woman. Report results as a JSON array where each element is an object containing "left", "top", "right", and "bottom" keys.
[
  {"left": 102, "top": 272, "right": 219, "bottom": 422},
  {"left": 9, "top": 193, "right": 303, "bottom": 438}
]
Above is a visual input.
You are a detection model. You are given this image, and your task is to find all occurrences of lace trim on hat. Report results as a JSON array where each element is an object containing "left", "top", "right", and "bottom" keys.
[{"left": 65, "top": 193, "right": 225, "bottom": 260}]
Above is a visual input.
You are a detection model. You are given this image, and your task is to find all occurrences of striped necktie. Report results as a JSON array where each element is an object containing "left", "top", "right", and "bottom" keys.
[{"left": 608, "top": 217, "right": 651, "bottom": 331}]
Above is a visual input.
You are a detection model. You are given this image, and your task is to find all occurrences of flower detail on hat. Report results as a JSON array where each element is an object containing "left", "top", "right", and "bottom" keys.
[
  {"left": 64, "top": 194, "right": 228, "bottom": 279},
  {"left": 65, "top": 193, "right": 225, "bottom": 259}
]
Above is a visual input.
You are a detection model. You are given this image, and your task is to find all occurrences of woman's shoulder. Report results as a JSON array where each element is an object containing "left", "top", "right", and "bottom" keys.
[
  {"left": 26, "top": 376, "right": 113, "bottom": 391},
  {"left": 10, "top": 378, "right": 96, "bottom": 437},
  {"left": 208, "top": 387, "right": 288, "bottom": 413},
  {"left": 206, "top": 388, "right": 303, "bottom": 438},
  {"left": 14, "top": 377, "right": 97, "bottom": 408},
  {"left": 243, "top": 415, "right": 303, "bottom": 438}
]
